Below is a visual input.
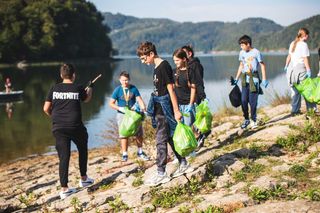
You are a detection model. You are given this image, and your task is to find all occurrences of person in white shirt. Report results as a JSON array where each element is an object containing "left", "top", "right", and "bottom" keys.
[{"left": 284, "top": 28, "right": 316, "bottom": 115}]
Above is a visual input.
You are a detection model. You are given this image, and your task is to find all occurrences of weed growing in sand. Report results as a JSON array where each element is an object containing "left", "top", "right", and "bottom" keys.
[
  {"left": 304, "top": 188, "right": 320, "bottom": 201},
  {"left": 18, "top": 192, "right": 37, "bottom": 207},
  {"left": 194, "top": 205, "right": 224, "bottom": 213},
  {"left": 70, "top": 197, "right": 83, "bottom": 213},
  {"left": 108, "top": 196, "right": 129, "bottom": 212}
]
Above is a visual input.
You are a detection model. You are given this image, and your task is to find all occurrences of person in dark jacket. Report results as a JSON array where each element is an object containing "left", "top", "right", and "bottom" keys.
[{"left": 182, "top": 45, "right": 210, "bottom": 149}]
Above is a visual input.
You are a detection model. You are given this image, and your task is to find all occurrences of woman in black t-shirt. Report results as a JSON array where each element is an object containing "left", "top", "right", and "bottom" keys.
[{"left": 173, "top": 48, "right": 197, "bottom": 126}]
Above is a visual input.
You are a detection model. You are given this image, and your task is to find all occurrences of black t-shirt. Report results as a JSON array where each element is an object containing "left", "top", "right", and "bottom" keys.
[
  {"left": 174, "top": 68, "right": 196, "bottom": 105},
  {"left": 46, "top": 83, "right": 87, "bottom": 130},
  {"left": 189, "top": 57, "right": 206, "bottom": 103},
  {"left": 153, "top": 60, "right": 174, "bottom": 115}
]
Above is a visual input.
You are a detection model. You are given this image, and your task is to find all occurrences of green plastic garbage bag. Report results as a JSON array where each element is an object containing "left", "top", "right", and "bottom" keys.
[
  {"left": 312, "top": 78, "right": 320, "bottom": 103},
  {"left": 173, "top": 122, "right": 197, "bottom": 157},
  {"left": 119, "top": 108, "right": 143, "bottom": 137},
  {"left": 194, "top": 100, "right": 213, "bottom": 134},
  {"left": 294, "top": 78, "right": 319, "bottom": 103}
]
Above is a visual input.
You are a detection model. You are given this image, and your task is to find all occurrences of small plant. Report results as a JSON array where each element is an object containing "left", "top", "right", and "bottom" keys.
[
  {"left": 233, "top": 162, "right": 265, "bottom": 182},
  {"left": 249, "top": 187, "right": 270, "bottom": 202},
  {"left": 195, "top": 205, "right": 224, "bottom": 213},
  {"left": 289, "top": 164, "right": 307, "bottom": 176},
  {"left": 18, "top": 192, "right": 37, "bottom": 207},
  {"left": 108, "top": 196, "right": 129, "bottom": 212},
  {"left": 304, "top": 188, "right": 320, "bottom": 201},
  {"left": 70, "top": 197, "right": 83, "bottom": 213},
  {"left": 179, "top": 205, "right": 191, "bottom": 213},
  {"left": 276, "top": 135, "right": 300, "bottom": 151},
  {"left": 132, "top": 176, "right": 143, "bottom": 187}
]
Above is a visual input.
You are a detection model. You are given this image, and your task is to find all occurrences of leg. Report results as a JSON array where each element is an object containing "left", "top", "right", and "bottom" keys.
[
  {"left": 241, "top": 84, "right": 250, "bottom": 120},
  {"left": 155, "top": 114, "right": 170, "bottom": 174},
  {"left": 72, "top": 126, "right": 88, "bottom": 178},
  {"left": 53, "top": 130, "right": 71, "bottom": 188},
  {"left": 120, "top": 138, "right": 128, "bottom": 153},
  {"left": 291, "top": 87, "right": 301, "bottom": 113},
  {"left": 248, "top": 90, "right": 259, "bottom": 122}
]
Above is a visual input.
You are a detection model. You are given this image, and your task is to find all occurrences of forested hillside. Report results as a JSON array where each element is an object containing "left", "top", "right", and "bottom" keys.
[
  {"left": 103, "top": 12, "right": 320, "bottom": 55},
  {"left": 0, "top": 0, "right": 112, "bottom": 63}
]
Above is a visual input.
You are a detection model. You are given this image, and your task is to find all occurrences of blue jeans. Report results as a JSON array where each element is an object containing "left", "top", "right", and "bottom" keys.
[
  {"left": 291, "top": 87, "right": 316, "bottom": 113},
  {"left": 241, "top": 84, "right": 259, "bottom": 122},
  {"left": 179, "top": 104, "right": 195, "bottom": 126}
]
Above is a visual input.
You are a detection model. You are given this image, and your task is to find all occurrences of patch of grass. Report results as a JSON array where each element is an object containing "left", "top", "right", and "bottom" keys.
[
  {"left": 304, "top": 151, "right": 319, "bottom": 167},
  {"left": 178, "top": 205, "right": 191, "bottom": 213},
  {"left": 194, "top": 205, "right": 224, "bottom": 213},
  {"left": 99, "top": 182, "right": 114, "bottom": 191},
  {"left": 150, "top": 177, "right": 203, "bottom": 209},
  {"left": 276, "top": 134, "right": 300, "bottom": 151},
  {"left": 108, "top": 196, "right": 129, "bottom": 212},
  {"left": 249, "top": 184, "right": 290, "bottom": 203},
  {"left": 70, "top": 197, "right": 83, "bottom": 213},
  {"left": 233, "top": 161, "right": 266, "bottom": 183},
  {"left": 288, "top": 164, "right": 307, "bottom": 177},
  {"left": 213, "top": 102, "right": 242, "bottom": 124},
  {"left": 268, "top": 89, "right": 291, "bottom": 107},
  {"left": 304, "top": 188, "right": 320, "bottom": 201},
  {"left": 18, "top": 192, "right": 38, "bottom": 207}
]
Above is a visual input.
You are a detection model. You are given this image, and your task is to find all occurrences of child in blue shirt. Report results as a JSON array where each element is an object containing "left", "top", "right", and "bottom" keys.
[
  {"left": 109, "top": 71, "right": 150, "bottom": 162},
  {"left": 231, "top": 35, "right": 268, "bottom": 129}
]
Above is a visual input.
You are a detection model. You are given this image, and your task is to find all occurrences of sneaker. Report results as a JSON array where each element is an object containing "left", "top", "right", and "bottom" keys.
[
  {"left": 250, "top": 120, "right": 258, "bottom": 129},
  {"left": 145, "top": 172, "right": 171, "bottom": 186},
  {"left": 137, "top": 152, "right": 150, "bottom": 161},
  {"left": 59, "top": 188, "right": 77, "bottom": 200},
  {"left": 171, "top": 163, "right": 194, "bottom": 178},
  {"left": 122, "top": 154, "right": 128, "bottom": 162},
  {"left": 79, "top": 177, "right": 94, "bottom": 187},
  {"left": 240, "top": 120, "right": 250, "bottom": 129}
]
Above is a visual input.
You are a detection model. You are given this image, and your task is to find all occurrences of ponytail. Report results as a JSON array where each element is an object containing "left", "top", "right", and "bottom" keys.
[{"left": 291, "top": 28, "right": 309, "bottom": 53}]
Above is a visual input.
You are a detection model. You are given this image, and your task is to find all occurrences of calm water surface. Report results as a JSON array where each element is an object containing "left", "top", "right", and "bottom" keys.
[{"left": 0, "top": 54, "right": 318, "bottom": 164}]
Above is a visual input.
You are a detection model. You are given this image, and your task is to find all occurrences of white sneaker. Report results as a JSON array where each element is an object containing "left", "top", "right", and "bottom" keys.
[
  {"left": 59, "top": 188, "right": 77, "bottom": 200},
  {"left": 171, "top": 163, "right": 194, "bottom": 178},
  {"left": 79, "top": 177, "right": 94, "bottom": 187},
  {"left": 145, "top": 172, "right": 171, "bottom": 186},
  {"left": 250, "top": 121, "right": 258, "bottom": 129}
]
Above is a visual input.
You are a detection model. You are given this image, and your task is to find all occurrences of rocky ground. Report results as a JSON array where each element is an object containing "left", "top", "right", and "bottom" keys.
[{"left": 1, "top": 104, "right": 320, "bottom": 213}]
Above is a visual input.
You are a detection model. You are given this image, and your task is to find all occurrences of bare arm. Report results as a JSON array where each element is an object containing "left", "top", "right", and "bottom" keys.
[
  {"left": 190, "top": 84, "right": 196, "bottom": 105},
  {"left": 43, "top": 101, "right": 52, "bottom": 116},
  {"left": 260, "top": 62, "right": 267, "bottom": 80},
  {"left": 235, "top": 62, "right": 244, "bottom": 80},
  {"left": 83, "top": 87, "right": 92, "bottom": 103},
  {"left": 167, "top": 83, "right": 182, "bottom": 121},
  {"left": 136, "top": 96, "right": 146, "bottom": 112},
  {"left": 303, "top": 57, "right": 311, "bottom": 71},
  {"left": 109, "top": 98, "right": 121, "bottom": 111},
  {"left": 285, "top": 54, "right": 291, "bottom": 67}
]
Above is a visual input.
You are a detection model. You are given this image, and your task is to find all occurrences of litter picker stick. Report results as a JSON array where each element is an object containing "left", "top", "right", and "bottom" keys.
[{"left": 85, "top": 74, "right": 102, "bottom": 90}]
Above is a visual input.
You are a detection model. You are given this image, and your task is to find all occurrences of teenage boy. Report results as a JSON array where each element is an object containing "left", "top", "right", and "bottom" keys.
[
  {"left": 231, "top": 35, "right": 268, "bottom": 129},
  {"left": 43, "top": 63, "right": 94, "bottom": 199},
  {"left": 109, "top": 71, "right": 150, "bottom": 162},
  {"left": 137, "top": 41, "right": 193, "bottom": 186}
]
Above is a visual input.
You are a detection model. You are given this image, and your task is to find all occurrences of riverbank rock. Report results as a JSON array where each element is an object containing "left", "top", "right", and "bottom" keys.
[{"left": 1, "top": 104, "right": 320, "bottom": 212}]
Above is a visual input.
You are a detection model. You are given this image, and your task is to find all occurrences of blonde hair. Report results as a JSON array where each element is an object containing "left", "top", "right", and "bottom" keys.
[{"left": 291, "top": 28, "right": 309, "bottom": 53}]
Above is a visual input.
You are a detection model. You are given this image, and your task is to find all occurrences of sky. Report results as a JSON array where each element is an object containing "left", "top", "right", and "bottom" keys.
[{"left": 88, "top": 0, "right": 320, "bottom": 26}]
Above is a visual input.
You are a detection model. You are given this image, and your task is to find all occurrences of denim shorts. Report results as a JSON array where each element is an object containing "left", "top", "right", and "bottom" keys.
[{"left": 116, "top": 113, "right": 143, "bottom": 138}]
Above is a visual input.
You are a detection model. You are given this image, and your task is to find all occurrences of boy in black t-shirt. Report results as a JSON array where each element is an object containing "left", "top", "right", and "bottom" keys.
[
  {"left": 43, "top": 64, "right": 94, "bottom": 199},
  {"left": 137, "top": 41, "right": 193, "bottom": 186}
]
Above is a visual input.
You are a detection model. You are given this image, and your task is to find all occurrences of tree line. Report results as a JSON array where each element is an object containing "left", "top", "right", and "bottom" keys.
[{"left": 0, "top": 0, "right": 113, "bottom": 63}]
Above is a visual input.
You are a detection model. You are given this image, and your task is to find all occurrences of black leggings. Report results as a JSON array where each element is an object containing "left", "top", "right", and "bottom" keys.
[{"left": 53, "top": 126, "right": 88, "bottom": 187}]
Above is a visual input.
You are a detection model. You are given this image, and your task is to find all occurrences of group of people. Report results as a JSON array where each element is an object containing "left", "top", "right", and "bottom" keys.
[
  {"left": 43, "top": 28, "right": 319, "bottom": 199},
  {"left": 109, "top": 42, "right": 209, "bottom": 186}
]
